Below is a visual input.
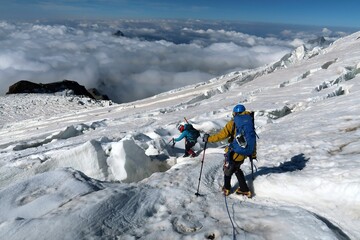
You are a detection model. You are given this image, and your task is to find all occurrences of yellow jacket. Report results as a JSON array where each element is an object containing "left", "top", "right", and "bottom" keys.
[{"left": 208, "top": 111, "right": 256, "bottom": 161}]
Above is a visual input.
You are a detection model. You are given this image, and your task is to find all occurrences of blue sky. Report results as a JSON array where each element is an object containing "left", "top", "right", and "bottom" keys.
[{"left": 0, "top": 0, "right": 359, "bottom": 29}]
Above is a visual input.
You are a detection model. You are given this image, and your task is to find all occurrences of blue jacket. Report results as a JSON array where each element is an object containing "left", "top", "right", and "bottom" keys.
[{"left": 174, "top": 124, "right": 198, "bottom": 143}]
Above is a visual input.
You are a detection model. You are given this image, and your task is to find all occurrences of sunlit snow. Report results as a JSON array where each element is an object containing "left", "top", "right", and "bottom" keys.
[{"left": 0, "top": 31, "right": 359, "bottom": 240}]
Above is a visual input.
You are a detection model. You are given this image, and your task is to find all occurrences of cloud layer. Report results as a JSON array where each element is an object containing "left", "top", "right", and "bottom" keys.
[{"left": 0, "top": 19, "right": 350, "bottom": 102}]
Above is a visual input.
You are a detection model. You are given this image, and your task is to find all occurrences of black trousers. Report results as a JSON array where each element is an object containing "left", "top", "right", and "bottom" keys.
[{"left": 223, "top": 153, "right": 249, "bottom": 192}]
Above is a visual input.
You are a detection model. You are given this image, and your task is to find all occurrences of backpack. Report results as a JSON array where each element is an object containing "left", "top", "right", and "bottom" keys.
[
  {"left": 184, "top": 123, "right": 200, "bottom": 142},
  {"left": 230, "top": 112, "right": 257, "bottom": 156}
]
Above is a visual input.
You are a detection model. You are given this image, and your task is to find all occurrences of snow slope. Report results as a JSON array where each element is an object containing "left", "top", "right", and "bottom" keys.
[{"left": 0, "top": 32, "right": 359, "bottom": 240}]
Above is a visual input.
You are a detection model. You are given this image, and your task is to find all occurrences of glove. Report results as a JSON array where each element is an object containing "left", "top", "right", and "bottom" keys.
[
  {"left": 168, "top": 138, "right": 175, "bottom": 148},
  {"left": 203, "top": 133, "right": 210, "bottom": 143}
]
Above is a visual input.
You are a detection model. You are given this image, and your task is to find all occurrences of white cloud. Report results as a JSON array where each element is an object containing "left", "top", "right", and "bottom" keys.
[
  {"left": 290, "top": 38, "right": 305, "bottom": 47},
  {"left": 0, "top": 20, "right": 348, "bottom": 102}
]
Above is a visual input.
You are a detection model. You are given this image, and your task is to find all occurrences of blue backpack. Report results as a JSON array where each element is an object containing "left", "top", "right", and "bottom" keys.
[{"left": 230, "top": 112, "right": 257, "bottom": 156}]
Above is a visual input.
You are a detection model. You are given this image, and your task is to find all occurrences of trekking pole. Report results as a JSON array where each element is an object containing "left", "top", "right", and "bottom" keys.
[
  {"left": 249, "top": 156, "right": 258, "bottom": 181},
  {"left": 167, "top": 138, "right": 175, "bottom": 148},
  {"left": 195, "top": 141, "right": 207, "bottom": 196}
]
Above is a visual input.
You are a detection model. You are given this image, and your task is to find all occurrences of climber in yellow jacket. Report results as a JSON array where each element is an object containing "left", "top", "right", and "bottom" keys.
[{"left": 203, "top": 104, "right": 256, "bottom": 198}]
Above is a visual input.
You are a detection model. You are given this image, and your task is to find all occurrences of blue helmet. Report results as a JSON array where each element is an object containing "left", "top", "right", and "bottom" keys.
[{"left": 233, "top": 104, "right": 245, "bottom": 113}]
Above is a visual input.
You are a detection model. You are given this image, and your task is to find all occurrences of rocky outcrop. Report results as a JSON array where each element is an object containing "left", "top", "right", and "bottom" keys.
[
  {"left": 307, "top": 36, "right": 331, "bottom": 47},
  {"left": 6, "top": 80, "right": 108, "bottom": 100},
  {"left": 87, "top": 88, "right": 110, "bottom": 100},
  {"left": 113, "top": 30, "right": 125, "bottom": 37}
]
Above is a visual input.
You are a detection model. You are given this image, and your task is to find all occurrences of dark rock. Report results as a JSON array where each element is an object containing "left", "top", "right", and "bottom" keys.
[
  {"left": 113, "top": 30, "right": 125, "bottom": 37},
  {"left": 307, "top": 36, "right": 332, "bottom": 47},
  {"left": 6, "top": 80, "right": 99, "bottom": 100},
  {"left": 7, "top": 80, "right": 41, "bottom": 94},
  {"left": 87, "top": 88, "right": 110, "bottom": 100}
]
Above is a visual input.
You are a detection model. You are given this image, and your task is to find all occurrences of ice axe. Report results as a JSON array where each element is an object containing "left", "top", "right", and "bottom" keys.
[{"left": 184, "top": 117, "right": 189, "bottom": 124}]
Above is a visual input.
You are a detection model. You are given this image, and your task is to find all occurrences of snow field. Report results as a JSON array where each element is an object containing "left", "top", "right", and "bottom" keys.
[{"left": 0, "top": 31, "right": 359, "bottom": 239}]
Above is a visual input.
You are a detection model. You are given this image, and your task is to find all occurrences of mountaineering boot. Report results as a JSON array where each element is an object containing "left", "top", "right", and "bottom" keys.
[
  {"left": 235, "top": 188, "right": 252, "bottom": 198},
  {"left": 182, "top": 153, "right": 190, "bottom": 157},
  {"left": 188, "top": 149, "right": 196, "bottom": 158},
  {"left": 222, "top": 186, "right": 230, "bottom": 196}
]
